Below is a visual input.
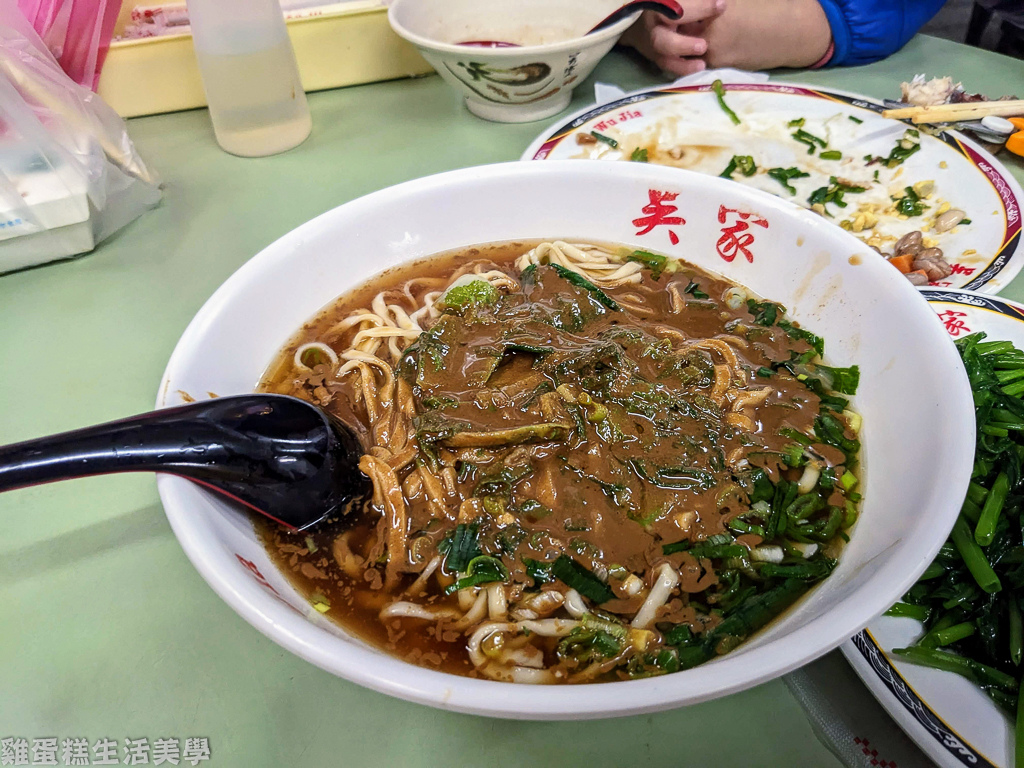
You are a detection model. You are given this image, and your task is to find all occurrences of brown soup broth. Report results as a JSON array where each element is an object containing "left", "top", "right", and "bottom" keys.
[{"left": 255, "top": 240, "right": 859, "bottom": 682}]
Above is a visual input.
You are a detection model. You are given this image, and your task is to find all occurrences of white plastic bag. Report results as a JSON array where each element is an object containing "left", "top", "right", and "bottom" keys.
[{"left": 0, "top": 0, "right": 161, "bottom": 273}]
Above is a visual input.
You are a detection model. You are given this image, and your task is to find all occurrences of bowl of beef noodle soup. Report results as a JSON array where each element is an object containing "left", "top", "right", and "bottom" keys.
[{"left": 158, "top": 161, "right": 974, "bottom": 718}]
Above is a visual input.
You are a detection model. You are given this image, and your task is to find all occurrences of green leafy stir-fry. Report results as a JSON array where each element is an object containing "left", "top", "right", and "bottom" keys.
[{"left": 887, "top": 333, "right": 1024, "bottom": 763}]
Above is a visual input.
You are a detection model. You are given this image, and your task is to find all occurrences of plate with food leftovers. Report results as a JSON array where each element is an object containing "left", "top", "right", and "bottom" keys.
[
  {"left": 523, "top": 83, "right": 1024, "bottom": 294},
  {"left": 157, "top": 161, "right": 972, "bottom": 718},
  {"left": 843, "top": 288, "right": 1024, "bottom": 768}
]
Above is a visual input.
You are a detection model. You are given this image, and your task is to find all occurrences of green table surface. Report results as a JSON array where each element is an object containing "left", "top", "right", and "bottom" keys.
[{"left": 2, "top": 34, "right": 1022, "bottom": 768}]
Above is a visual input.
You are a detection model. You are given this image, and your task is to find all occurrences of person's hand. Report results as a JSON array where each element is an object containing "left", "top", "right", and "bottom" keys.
[
  {"left": 678, "top": 0, "right": 832, "bottom": 71},
  {"left": 620, "top": 0, "right": 726, "bottom": 77}
]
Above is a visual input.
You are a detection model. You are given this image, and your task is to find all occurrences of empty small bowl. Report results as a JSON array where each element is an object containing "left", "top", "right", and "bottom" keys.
[{"left": 388, "top": 0, "right": 640, "bottom": 123}]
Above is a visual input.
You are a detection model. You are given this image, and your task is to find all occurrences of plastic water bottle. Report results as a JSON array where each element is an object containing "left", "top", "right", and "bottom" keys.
[{"left": 187, "top": 0, "right": 311, "bottom": 157}]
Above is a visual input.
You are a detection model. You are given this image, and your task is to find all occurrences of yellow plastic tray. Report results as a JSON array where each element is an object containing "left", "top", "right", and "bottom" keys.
[{"left": 97, "top": 2, "right": 432, "bottom": 118}]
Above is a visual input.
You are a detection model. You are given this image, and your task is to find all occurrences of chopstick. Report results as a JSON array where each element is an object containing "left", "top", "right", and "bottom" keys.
[{"left": 882, "top": 100, "right": 1024, "bottom": 125}]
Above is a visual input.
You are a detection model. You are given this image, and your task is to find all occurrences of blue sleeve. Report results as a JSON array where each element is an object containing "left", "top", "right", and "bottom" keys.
[{"left": 816, "top": 0, "right": 947, "bottom": 67}]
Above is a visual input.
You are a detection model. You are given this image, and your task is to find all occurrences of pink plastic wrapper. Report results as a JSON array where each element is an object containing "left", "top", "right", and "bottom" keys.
[{"left": 15, "top": 0, "right": 121, "bottom": 89}]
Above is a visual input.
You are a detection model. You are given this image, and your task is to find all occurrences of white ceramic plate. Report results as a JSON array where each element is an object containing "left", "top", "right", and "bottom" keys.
[
  {"left": 523, "top": 83, "right": 1024, "bottom": 293},
  {"left": 157, "top": 161, "right": 974, "bottom": 719},
  {"left": 842, "top": 287, "right": 1024, "bottom": 768}
]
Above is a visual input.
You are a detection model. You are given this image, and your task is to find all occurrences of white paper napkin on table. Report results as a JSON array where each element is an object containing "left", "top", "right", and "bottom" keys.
[
  {"left": 784, "top": 651, "right": 936, "bottom": 767},
  {"left": 593, "top": 67, "right": 770, "bottom": 106}
]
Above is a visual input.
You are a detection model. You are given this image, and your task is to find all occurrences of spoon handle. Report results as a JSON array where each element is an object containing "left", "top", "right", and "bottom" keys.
[
  {"left": 0, "top": 396, "right": 329, "bottom": 492},
  {"left": 588, "top": 0, "right": 683, "bottom": 34},
  {"left": 2, "top": 409, "right": 221, "bottom": 493}
]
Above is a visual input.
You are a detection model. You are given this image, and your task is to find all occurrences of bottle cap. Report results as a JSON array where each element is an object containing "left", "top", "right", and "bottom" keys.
[{"left": 981, "top": 116, "right": 1015, "bottom": 136}]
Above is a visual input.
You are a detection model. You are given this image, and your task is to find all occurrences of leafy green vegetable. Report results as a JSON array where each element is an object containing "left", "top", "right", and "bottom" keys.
[
  {"left": 788, "top": 117, "right": 805, "bottom": 128},
  {"left": 864, "top": 130, "right": 921, "bottom": 168},
  {"left": 712, "top": 79, "right": 741, "bottom": 125},
  {"left": 814, "top": 412, "right": 860, "bottom": 457},
  {"left": 819, "top": 150, "right": 842, "bottom": 160},
  {"left": 805, "top": 362, "right": 861, "bottom": 395},
  {"left": 550, "top": 263, "right": 621, "bottom": 311},
  {"left": 627, "top": 458, "right": 715, "bottom": 491},
  {"left": 628, "top": 250, "right": 668, "bottom": 279},
  {"left": 412, "top": 315, "right": 455, "bottom": 378},
  {"left": 421, "top": 395, "right": 459, "bottom": 410},
  {"left": 519, "top": 499, "right": 552, "bottom": 522},
  {"left": 808, "top": 176, "right": 867, "bottom": 212},
  {"left": 892, "top": 186, "right": 928, "bottom": 217},
  {"left": 524, "top": 557, "right": 556, "bottom": 585},
  {"left": 552, "top": 555, "right": 614, "bottom": 603},
  {"left": 684, "top": 279, "right": 709, "bottom": 299},
  {"left": 439, "top": 523, "right": 480, "bottom": 573},
  {"left": 473, "top": 462, "right": 533, "bottom": 497},
  {"left": 766, "top": 167, "right": 811, "bottom": 195},
  {"left": 746, "top": 299, "right": 782, "bottom": 326},
  {"left": 630, "top": 147, "right": 648, "bottom": 162},
  {"left": 778, "top": 320, "right": 825, "bottom": 356},
  {"left": 440, "top": 279, "right": 498, "bottom": 312}
]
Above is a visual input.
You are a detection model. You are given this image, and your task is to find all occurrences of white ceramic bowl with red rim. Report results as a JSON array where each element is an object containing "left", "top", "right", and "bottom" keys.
[
  {"left": 157, "top": 161, "right": 974, "bottom": 719},
  {"left": 387, "top": 0, "right": 640, "bottom": 123}
]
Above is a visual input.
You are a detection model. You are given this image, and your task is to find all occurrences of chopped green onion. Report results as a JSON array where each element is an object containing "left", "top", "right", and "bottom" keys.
[
  {"left": 792, "top": 128, "right": 827, "bottom": 154},
  {"left": 445, "top": 555, "right": 509, "bottom": 593},
  {"left": 711, "top": 79, "right": 741, "bottom": 125},
  {"left": 552, "top": 555, "right": 614, "bottom": 603},
  {"left": 720, "top": 155, "right": 757, "bottom": 179},
  {"left": 766, "top": 167, "right": 810, "bottom": 195},
  {"left": 590, "top": 131, "right": 618, "bottom": 148}
]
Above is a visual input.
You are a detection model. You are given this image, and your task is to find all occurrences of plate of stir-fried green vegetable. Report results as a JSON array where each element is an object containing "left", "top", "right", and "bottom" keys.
[{"left": 844, "top": 288, "right": 1024, "bottom": 768}]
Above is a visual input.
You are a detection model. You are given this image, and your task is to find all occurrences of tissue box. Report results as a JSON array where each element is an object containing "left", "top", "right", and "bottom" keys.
[{"left": 0, "top": 147, "right": 93, "bottom": 274}]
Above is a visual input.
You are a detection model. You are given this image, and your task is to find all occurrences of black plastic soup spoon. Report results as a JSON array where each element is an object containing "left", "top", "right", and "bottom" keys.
[{"left": 0, "top": 394, "right": 370, "bottom": 530}]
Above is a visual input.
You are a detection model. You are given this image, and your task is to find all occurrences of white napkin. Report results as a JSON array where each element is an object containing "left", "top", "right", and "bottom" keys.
[
  {"left": 593, "top": 67, "right": 770, "bottom": 106},
  {"left": 784, "top": 650, "right": 935, "bottom": 768}
]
